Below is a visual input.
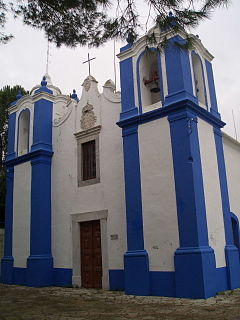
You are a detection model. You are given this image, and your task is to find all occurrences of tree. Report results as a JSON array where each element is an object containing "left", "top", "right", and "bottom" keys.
[
  {"left": 0, "top": 85, "right": 27, "bottom": 226},
  {"left": 0, "top": 0, "right": 231, "bottom": 47}
]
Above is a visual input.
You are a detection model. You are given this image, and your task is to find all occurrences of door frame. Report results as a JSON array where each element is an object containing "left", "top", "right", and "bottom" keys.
[{"left": 71, "top": 210, "right": 109, "bottom": 289}]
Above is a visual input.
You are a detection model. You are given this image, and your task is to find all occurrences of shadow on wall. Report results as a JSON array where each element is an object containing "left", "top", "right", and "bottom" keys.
[{"left": 0, "top": 228, "right": 4, "bottom": 260}]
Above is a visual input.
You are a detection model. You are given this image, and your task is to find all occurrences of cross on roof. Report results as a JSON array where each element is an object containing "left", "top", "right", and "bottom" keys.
[{"left": 83, "top": 53, "right": 96, "bottom": 76}]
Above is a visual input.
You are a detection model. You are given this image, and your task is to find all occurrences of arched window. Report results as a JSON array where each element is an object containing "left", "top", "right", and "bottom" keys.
[
  {"left": 191, "top": 52, "right": 207, "bottom": 107},
  {"left": 139, "top": 49, "right": 162, "bottom": 109},
  {"left": 231, "top": 213, "right": 240, "bottom": 249},
  {"left": 18, "top": 109, "right": 30, "bottom": 156}
]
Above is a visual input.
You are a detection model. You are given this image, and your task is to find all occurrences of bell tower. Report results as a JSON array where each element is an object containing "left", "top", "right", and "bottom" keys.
[{"left": 118, "top": 23, "right": 240, "bottom": 298}]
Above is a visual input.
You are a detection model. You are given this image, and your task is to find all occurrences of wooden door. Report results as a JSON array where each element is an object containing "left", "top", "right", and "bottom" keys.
[{"left": 80, "top": 220, "right": 102, "bottom": 288}]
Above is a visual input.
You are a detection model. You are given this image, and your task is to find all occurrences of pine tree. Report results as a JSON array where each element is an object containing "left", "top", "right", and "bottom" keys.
[
  {"left": 0, "top": 0, "right": 231, "bottom": 47},
  {"left": 0, "top": 85, "right": 27, "bottom": 226}
]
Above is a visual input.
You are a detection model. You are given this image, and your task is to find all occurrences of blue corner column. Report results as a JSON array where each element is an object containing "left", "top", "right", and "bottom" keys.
[
  {"left": 168, "top": 110, "right": 216, "bottom": 299},
  {"left": 27, "top": 83, "right": 54, "bottom": 286},
  {"left": 119, "top": 57, "right": 138, "bottom": 120},
  {"left": 164, "top": 36, "right": 197, "bottom": 106},
  {"left": 214, "top": 127, "right": 240, "bottom": 289},
  {"left": 1, "top": 166, "right": 14, "bottom": 283},
  {"left": 205, "top": 60, "right": 221, "bottom": 119},
  {"left": 1, "top": 112, "right": 17, "bottom": 283},
  {"left": 122, "top": 125, "right": 150, "bottom": 296}
]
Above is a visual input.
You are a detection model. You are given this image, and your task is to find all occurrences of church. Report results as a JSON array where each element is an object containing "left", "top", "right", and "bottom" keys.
[{"left": 1, "top": 25, "right": 240, "bottom": 299}]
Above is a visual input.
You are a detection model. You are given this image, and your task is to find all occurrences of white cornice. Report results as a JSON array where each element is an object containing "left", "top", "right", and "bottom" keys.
[
  {"left": 117, "top": 28, "right": 213, "bottom": 61},
  {"left": 8, "top": 93, "right": 72, "bottom": 113}
]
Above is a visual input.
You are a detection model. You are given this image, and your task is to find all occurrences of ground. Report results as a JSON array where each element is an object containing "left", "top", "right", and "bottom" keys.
[
  {"left": 1, "top": 230, "right": 240, "bottom": 320},
  {"left": 0, "top": 284, "right": 240, "bottom": 320}
]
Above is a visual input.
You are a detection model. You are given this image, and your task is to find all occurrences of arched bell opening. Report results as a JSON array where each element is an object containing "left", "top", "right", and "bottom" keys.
[
  {"left": 17, "top": 109, "right": 30, "bottom": 156},
  {"left": 138, "top": 49, "right": 162, "bottom": 110},
  {"left": 191, "top": 51, "right": 207, "bottom": 108}
]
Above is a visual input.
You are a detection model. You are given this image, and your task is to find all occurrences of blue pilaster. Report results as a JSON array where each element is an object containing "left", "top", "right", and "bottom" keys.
[
  {"left": 164, "top": 36, "right": 197, "bottom": 106},
  {"left": 205, "top": 60, "right": 221, "bottom": 119},
  {"left": 119, "top": 57, "right": 138, "bottom": 120},
  {"left": 214, "top": 127, "right": 240, "bottom": 289},
  {"left": 1, "top": 166, "right": 14, "bottom": 283},
  {"left": 122, "top": 125, "right": 150, "bottom": 296},
  {"left": 6, "top": 112, "right": 16, "bottom": 161},
  {"left": 27, "top": 151, "right": 53, "bottom": 286},
  {"left": 168, "top": 110, "right": 216, "bottom": 298},
  {"left": 27, "top": 93, "right": 54, "bottom": 286}
]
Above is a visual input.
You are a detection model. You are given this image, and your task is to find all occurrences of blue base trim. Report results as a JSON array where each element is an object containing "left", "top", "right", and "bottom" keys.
[
  {"left": 225, "top": 245, "right": 240, "bottom": 289},
  {"left": 1, "top": 267, "right": 73, "bottom": 287},
  {"left": 53, "top": 268, "right": 72, "bottom": 286},
  {"left": 109, "top": 270, "right": 124, "bottom": 290},
  {"left": 1, "top": 256, "right": 14, "bottom": 284},
  {"left": 124, "top": 250, "right": 150, "bottom": 296},
  {"left": 13, "top": 267, "right": 26, "bottom": 285},
  {"left": 174, "top": 247, "right": 216, "bottom": 298},
  {"left": 150, "top": 272, "right": 175, "bottom": 297},
  {"left": 27, "top": 255, "right": 53, "bottom": 287},
  {"left": 215, "top": 267, "right": 228, "bottom": 293}
]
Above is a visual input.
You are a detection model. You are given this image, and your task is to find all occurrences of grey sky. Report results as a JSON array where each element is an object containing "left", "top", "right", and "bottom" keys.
[{"left": 0, "top": 0, "right": 239, "bottom": 137}]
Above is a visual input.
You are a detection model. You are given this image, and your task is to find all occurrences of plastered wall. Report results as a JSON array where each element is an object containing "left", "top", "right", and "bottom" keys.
[{"left": 138, "top": 118, "right": 179, "bottom": 271}]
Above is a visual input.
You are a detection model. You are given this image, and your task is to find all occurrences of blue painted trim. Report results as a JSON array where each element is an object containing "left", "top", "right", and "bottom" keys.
[
  {"left": 215, "top": 267, "right": 228, "bottom": 293},
  {"left": 213, "top": 127, "right": 240, "bottom": 289},
  {"left": 16, "top": 108, "right": 31, "bottom": 156},
  {"left": 6, "top": 112, "right": 16, "bottom": 161},
  {"left": 122, "top": 125, "right": 144, "bottom": 250},
  {"left": 122, "top": 125, "right": 150, "bottom": 295},
  {"left": 34, "top": 86, "right": 53, "bottom": 95},
  {"left": 191, "top": 51, "right": 208, "bottom": 110},
  {"left": 136, "top": 48, "right": 164, "bottom": 113},
  {"left": 1, "top": 166, "right": 14, "bottom": 284},
  {"left": 31, "top": 99, "right": 53, "bottom": 153},
  {"left": 168, "top": 109, "right": 217, "bottom": 298},
  {"left": 53, "top": 268, "right": 72, "bottom": 286},
  {"left": 109, "top": 270, "right": 124, "bottom": 290},
  {"left": 205, "top": 60, "right": 220, "bottom": 118},
  {"left": 124, "top": 250, "right": 150, "bottom": 295},
  {"left": 119, "top": 57, "right": 137, "bottom": 120},
  {"left": 230, "top": 212, "right": 240, "bottom": 249},
  {"left": 168, "top": 111, "right": 209, "bottom": 247},
  {"left": 164, "top": 36, "right": 197, "bottom": 106},
  {"left": 150, "top": 271, "right": 175, "bottom": 297},
  {"left": 117, "top": 99, "right": 225, "bottom": 130},
  {"left": 5, "top": 149, "right": 53, "bottom": 167},
  {"left": 2, "top": 267, "right": 72, "bottom": 287},
  {"left": 120, "top": 43, "right": 133, "bottom": 52}
]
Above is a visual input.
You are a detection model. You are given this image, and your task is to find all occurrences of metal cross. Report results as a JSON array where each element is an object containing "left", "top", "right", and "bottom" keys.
[{"left": 83, "top": 53, "right": 96, "bottom": 76}]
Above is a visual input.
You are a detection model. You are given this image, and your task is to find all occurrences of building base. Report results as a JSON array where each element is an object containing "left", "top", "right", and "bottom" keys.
[
  {"left": 27, "top": 254, "right": 53, "bottom": 287},
  {"left": 1, "top": 256, "right": 14, "bottom": 284},
  {"left": 174, "top": 247, "right": 216, "bottom": 298},
  {"left": 124, "top": 250, "right": 150, "bottom": 296}
]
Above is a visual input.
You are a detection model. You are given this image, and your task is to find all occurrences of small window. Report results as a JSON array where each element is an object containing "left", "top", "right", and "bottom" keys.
[
  {"left": 82, "top": 140, "right": 96, "bottom": 181},
  {"left": 18, "top": 109, "right": 30, "bottom": 156},
  {"left": 75, "top": 126, "right": 101, "bottom": 187}
]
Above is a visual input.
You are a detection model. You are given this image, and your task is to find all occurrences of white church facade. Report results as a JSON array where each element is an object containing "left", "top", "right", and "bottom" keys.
[{"left": 1, "top": 26, "right": 240, "bottom": 299}]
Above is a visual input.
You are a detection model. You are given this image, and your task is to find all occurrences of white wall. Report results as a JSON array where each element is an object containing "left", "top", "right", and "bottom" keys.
[
  {"left": 198, "top": 119, "right": 226, "bottom": 267},
  {"left": 12, "top": 162, "right": 31, "bottom": 267},
  {"left": 223, "top": 134, "right": 240, "bottom": 219},
  {"left": 138, "top": 118, "right": 179, "bottom": 271},
  {"left": 51, "top": 79, "right": 126, "bottom": 272}
]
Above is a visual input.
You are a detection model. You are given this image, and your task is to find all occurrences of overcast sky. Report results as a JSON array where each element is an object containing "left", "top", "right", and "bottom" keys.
[{"left": 0, "top": 1, "right": 239, "bottom": 137}]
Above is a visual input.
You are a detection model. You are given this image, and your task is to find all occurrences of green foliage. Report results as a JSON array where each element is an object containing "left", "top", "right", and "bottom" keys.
[
  {"left": 0, "top": 85, "right": 27, "bottom": 224},
  {"left": 0, "top": 0, "right": 231, "bottom": 47}
]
